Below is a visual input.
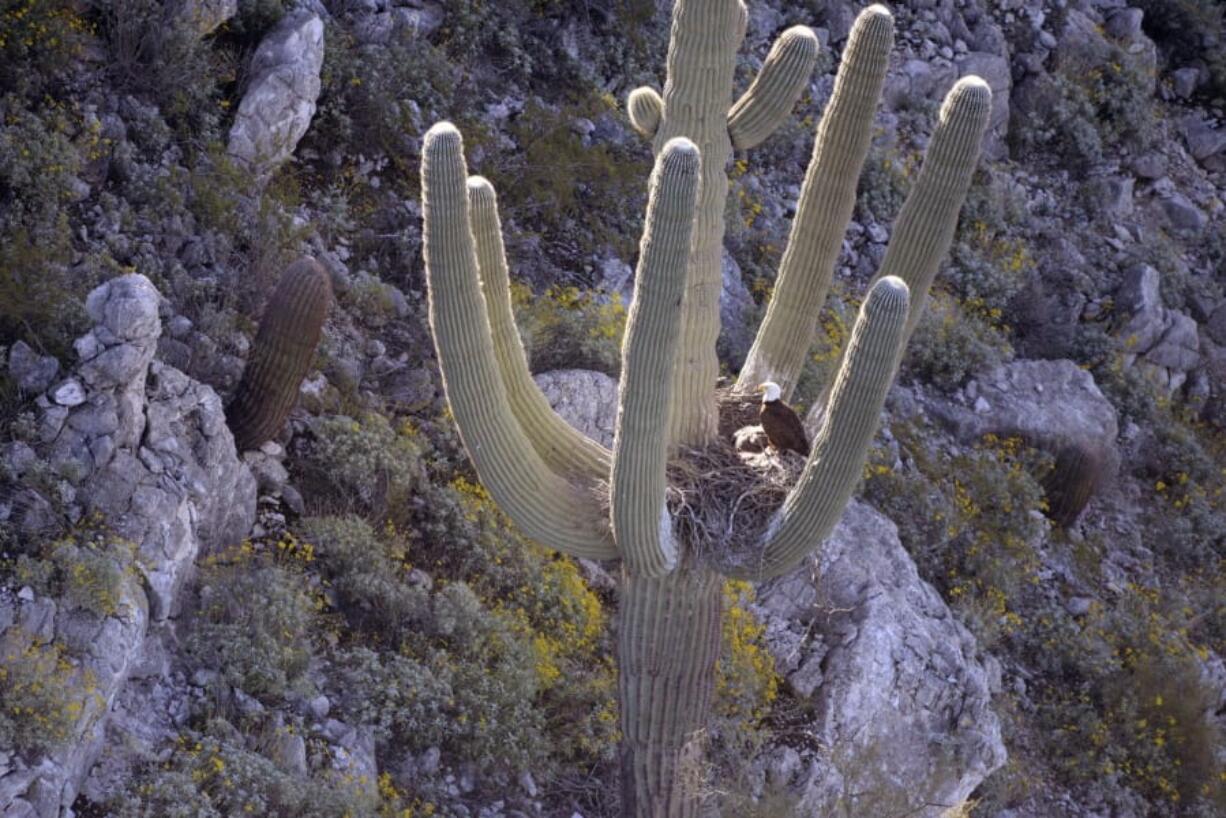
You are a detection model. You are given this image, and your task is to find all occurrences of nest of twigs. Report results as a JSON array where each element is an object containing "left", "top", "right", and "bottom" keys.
[{"left": 596, "top": 386, "right": 807, "bottom": 569}]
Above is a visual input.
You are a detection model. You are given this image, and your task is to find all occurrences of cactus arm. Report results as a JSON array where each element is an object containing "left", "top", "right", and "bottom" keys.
[
  {"left": 226, "top": 256, "right": 331, "bottom": 452},
  {"left": 628, "top": 87, "right": 664, "bottom": 138},
  {"left": 723, "top": 276, "right": 909, "bottom": 582},
  {"left": 611, "top": 139, "right": 701, "bottom": 577},
  {"left": 466, "top": 176, "right": 612, "bottom": 482},
  {"left": 422, "top": 122, "right": 616, "bottom": 560},
  {"left": 654, "top": 0, "right": 748, "bottom": 447},
  {"left": 727, "top": 25, "right": 821, "bottom": 150},
  {"left": 872, "top": 76, "right": 993, "bottom": 340},
  {"left": 736, "top": 6, "right": 894, "bottom": 399}
]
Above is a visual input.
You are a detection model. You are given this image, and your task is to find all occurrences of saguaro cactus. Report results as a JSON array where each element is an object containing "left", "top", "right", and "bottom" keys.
[
  {"left": 226, "top": 257, "right": 332, "bottom": 452},
  {"left": 420, "top": 3, "right": 991, "bottom": 814}
]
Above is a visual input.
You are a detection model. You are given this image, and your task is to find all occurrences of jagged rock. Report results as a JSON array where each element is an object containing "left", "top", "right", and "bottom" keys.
[
  {"left": 7, "top": 341, "right": 59, "bottom": 394},
  {"left": 1179, "top": 115, "right": 1226, "bottom": 170},
  {"left": 754, "top": 501, "right": 1006, "bottom": 815},
  {"left": 227, "top": 10, "right": 325, "bottom": 175},
  {"left": 1153, "top": 191, "right": 1208, "bottom": 234},
  {"left": 1114, "top": 264, "right": 1202, "bottom": 392},
  {"left": 533, "top": 369, "right": 619, "bottom": 448},
  {"left": 0, "top": 275, "right": 256, "bottom": 818}
]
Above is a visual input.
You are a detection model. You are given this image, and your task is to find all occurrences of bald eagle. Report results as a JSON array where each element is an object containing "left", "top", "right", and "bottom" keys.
[{"left": 757, "top": 381, "right": 810, "bottom": 457}]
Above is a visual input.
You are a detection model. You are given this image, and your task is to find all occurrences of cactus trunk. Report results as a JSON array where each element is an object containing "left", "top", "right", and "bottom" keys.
[
  {"left": 652, "top": 0, "right": 746, "bottom": 447},
  {"left": 618, "top": 564, "right": 723, "bottom": 818}
]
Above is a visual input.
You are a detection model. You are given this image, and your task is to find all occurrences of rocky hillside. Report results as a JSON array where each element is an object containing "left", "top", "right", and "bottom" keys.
[{"left": 0, "top": 1, "right": 1223, "bottom": 816}]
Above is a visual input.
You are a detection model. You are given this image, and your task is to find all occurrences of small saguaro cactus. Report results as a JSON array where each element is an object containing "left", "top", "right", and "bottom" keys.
[
  {"left": 226, "top": 257, "right": 332, "bottom": 452},
  {"left": 420, "top": 3, "right": 991, "bottom": 815}
]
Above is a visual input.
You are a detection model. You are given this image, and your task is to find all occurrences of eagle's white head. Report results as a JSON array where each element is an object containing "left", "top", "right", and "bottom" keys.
[{"left": 757, "top": 381, "right": 782, "bottom": 403}]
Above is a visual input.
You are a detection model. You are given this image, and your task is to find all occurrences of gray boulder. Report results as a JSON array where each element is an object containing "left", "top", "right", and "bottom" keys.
[
  {"left": 0, "top": 275, "right": 256, "bottom": 818},
  {"left": 6, "top": 341, "right": 59, "bottom": 394},
  {"left": 533, "top": 369, "right": 619, "bottom": 448},
  {"left": 1114, "top": 264, "right": 1202, "bottom": 392},
  {"left": 227, "top": 10, "right": 325, "bottom": 175},
  {"left": 931, "top": 359, "right": 1120, "bottom": 525},
  {"left": 754, "top": 501, "right": 1006, "bottom": 815}
]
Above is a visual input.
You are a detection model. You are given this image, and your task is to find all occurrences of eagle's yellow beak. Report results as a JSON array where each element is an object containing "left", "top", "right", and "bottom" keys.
[{"left": 754, "top": 383, "right": 766, "bottom": 393}]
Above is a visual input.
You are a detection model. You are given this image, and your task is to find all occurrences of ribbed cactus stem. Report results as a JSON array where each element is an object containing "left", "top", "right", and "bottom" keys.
[
  {"left": 737, "top": 5, "right": 894, "bottom": 399},
  {"left": 467, "top": 176, "right": 611, "bottom": 482},
  {"left": 728, "top": 276, "right": 910, "bottom": 581},
  {"left": 226, "top": 256, "right": 331, "bottom": 452},
  {"left": 618, "top": 565, "right": 723, "bottom": 818},
  {"left": 611, "top": 139, "right": 701, "bottom": 577},
  {"left": 422, "top": 122, "right": 616, "bottom": 560},
  {"left": 628, "top": 87, "right": 664, "bottom": 138},
  {"left": 873, "top": 75, "right": 993, "bottom": 340},
  {"left": 727, "top": 25, "right": 821, "bottom": 150},
  {"left": 654, "top": 0, "right": 747, "bottom": 447}
]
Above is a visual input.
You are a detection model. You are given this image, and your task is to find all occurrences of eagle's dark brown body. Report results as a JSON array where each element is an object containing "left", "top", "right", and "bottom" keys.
[{"left": 760, "top": 398, "right": 810, "bottom": 457}]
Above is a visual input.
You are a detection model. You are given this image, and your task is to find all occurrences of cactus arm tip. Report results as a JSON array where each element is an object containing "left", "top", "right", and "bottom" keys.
[
  {"left": 628, "top": 87, "right": 664, "bottom": 139},
  {"left": 422, "top": 121, "right": 616, "bottom": 561},
  {"left": 724, "top": 275, "right": 909, "bottom": 581},
  {"left": 727, "top": 25, "right": 821, "bottom": 150}
]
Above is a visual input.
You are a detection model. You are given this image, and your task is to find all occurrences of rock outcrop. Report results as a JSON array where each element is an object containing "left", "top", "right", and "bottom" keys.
[
  {"left": 928, "top": 359, "right": 1120, "bottom": 525},
  {"left": 755, "top": 500, "right": 1006, "bottom": 815},
  {"left": 227, "top": 10, "right": 325, "bottom": 175},
  {"left": 0, "top": 275, "right": 256, "bottom": 817}
]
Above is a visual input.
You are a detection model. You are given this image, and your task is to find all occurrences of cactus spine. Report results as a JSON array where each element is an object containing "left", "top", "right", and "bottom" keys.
[
  {"left": 419, "top": 3, "right": 990, "bottom": 813},
  {"left": 226, "top": 257, "right": 331, "bottom": 452}
]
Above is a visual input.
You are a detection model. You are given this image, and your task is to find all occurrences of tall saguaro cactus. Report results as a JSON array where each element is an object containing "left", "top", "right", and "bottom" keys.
[{"left": 420, "top": 3, "right": 991, "bottom": 814}]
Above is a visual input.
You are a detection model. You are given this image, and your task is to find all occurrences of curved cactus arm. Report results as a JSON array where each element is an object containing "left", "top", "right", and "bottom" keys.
[
  {"left": 736, "top": 5, "right": 894, "bottom": 399},
  {"left": 466, "top": 176, "right": 612, "bottom": 482},
  {"left": 727, "top": 25, "right": 821, "bottom": 150},
  {"left": 873, "top": 75, "right": 993, "bottom": 340},
  {"left": 628, "top": 86, "right": 664, "bottom": 139},
  {"left": 422, "top": 122, "right": 617, "bottom": 560},
  {"left": 655, "top": 0, "right": 748, "bottom": 447},
  {"left": 723, "top": 276, "right": 909, "bottom": 582},
  {"left": 611, "top": 139, "right": 702, "bottom": 577}
]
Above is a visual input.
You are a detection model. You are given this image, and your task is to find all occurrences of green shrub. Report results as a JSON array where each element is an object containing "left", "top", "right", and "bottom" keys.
[
  {"left": 9, "top": 529, "right": 136, "bottom": 618},
  {"left": 99, "top": 0, "right": 231, "bottom": 139},
  {"left": 0, "top": 97, "right": 88, "bottom": 353},
  {"left": 332, "top": 646, "right": 452, "bottom": 748},
  {"left": 1011, "top": 48, "right": 1155, "bottom": 168},
  {"left": 301, "top": 414, "right": 425, "bottom": 517},
  {"left": 111, "top": 719, "right": 428, "bottom": 818},
  {"left": 298, "top": 515, "right": 429, "bottom": 643},
  {"left": 511, "top": 282, "right": 626, "bottom": 374},
  {"left": 0, "top": 633, "right": 98, "bottom": 755},
  {"left": 184, "top": 553, "right": 320, "bottom": 701},
  {"left": 902, "top": 292, "right": 1013, "bottom": 391},
  {"left": 0, "top": 0, "right": 91, "bottom": 99}
]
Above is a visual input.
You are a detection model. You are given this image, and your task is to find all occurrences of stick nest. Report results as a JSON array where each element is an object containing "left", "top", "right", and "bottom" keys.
[{"left": 594, "top": 387, "right": 806, "bottom": 569}]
